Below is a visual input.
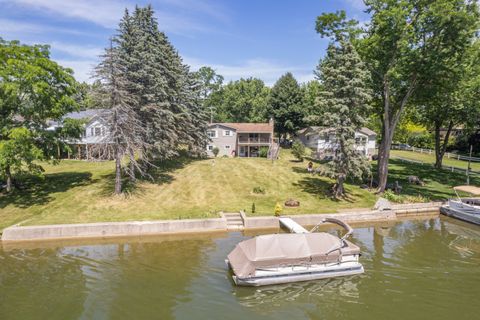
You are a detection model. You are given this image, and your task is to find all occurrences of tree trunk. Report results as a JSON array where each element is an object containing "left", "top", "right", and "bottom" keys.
[
  {"left": 434, "top": 120, "right": 453, "bottom": 169},
  {"left": 377, "top": 123, "right": 394, "bottom": 193},
  {"left": 129, "top": 149, "right": 136, "bottom": 183},
  {"left": 335, "top": 175, "right": 345, "bottom": 198},
  {"left": 5, "top": 165, "right": 12, "bottom": 193},
  {"left": 377, "top": 77, "right": 416, "bottom": 193},
  {"left": 114, "top": 150, "right": 122, "bottom": 195}
]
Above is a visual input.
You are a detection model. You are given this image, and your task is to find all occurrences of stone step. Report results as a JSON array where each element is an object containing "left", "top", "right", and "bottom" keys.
[
  {"left": 223, "top": 213, "right": 241, "bottom": 217},
  {"left": 227, "top": 222, "right": 244, "bottom": 226},
  {"left": 225, "top": 216, "right": 242, "bottom": 221}
]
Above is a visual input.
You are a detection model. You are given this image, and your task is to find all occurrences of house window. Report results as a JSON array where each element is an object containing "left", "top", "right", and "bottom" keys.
[
  {"left": 90, "top": 128, "right": 94, "bottom": 136},
  {"left": 207, "top": 130, "right": 217, "bottom": 138},
  {"left": 225, "top": 145, "right": 231, "bottom": 149},
  {"left": 224, "top": 130, "right": 231, "bottom": 136},
  {"left": 307, "top": 136, "right": 310, "bottom": 141},
  {"left": 94, "top": 127, "right": 101, "bottom": 136},
  {"left": 207, "top": 145, "right": 214, "bottom": 151},
  {"left": 325, "top": 135, "right": 330, "bottom": 142}
]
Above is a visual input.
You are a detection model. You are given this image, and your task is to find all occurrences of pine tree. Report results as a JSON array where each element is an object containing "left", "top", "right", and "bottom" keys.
[
  {"left": 93, "top": 41, "right": 147, "bottom": 195},
  {"left": 315, "top": 40, "right": 371, "bottom": 197},
  {"left": 113, "top": 5, "right": 209, "bottom": 162}
]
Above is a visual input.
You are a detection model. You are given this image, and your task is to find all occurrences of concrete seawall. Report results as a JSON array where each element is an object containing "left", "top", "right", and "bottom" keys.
[
  {"left": 1, "top": 202, "right": 442, "bottom": 242},
  {"left": 1, "top": 218, "right": 228, "bottom": 242}
]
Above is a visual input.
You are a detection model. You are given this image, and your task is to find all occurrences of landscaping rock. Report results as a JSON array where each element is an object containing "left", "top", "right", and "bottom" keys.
[
  {"left": 285, "top": 199, "right": 300, "bottom": 207},
  {"left": 386, "top": 181, "right": 402, "bottom": 194},
  {"left": 407, "top": 175, "right": 425, "bottom": 186},
  {"left": 374, "top": 197, "right": 392, "bottom": 211}
]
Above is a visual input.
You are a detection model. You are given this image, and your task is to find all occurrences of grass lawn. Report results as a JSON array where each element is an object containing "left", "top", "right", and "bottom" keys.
[
  {"left": 391, "top": 150, "right": 480, "bottom": 171},
  {"left": 381, "top": 158, "right": 480, "bottom": 200},
  {"left": 1, "top": 149, "right": 477, "bottom": 231},
  {"left": 0, "top": 150, "right": 377, "bottom": 230}
]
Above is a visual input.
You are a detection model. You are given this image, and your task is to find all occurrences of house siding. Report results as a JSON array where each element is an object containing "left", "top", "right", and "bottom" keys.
[
  {"left": 297, "top": 126, "right": 377, "bottom": 158},
  {"left": 206, "top": 124, "right": 237, "bottom": 157}
]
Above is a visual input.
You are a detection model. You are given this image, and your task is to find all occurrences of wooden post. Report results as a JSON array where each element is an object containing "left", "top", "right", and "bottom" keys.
[
  {"left": 467, "top": 145, "right": 473, "bottom": 185},
  {"left": 86, "top": 144, "right": 89, "bottom": 161}
]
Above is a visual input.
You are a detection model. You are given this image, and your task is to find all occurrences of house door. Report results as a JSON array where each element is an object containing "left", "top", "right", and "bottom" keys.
[{"left": 239, "top": 146, "right": 247, "bottom": 157}]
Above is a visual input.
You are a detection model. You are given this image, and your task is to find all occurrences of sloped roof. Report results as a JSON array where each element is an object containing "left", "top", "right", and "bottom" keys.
[
  {"left": 359, "top": 127, "right": 376, "bottom": 136},
  {"left": 210, "top": 122, "right": 273, "bottom": 133},
  {"left": 64, "top": 109, "right": 109, "bottom": 120},
  {"left": 299, "top": 126, "right": 376, "bottom": 136}
]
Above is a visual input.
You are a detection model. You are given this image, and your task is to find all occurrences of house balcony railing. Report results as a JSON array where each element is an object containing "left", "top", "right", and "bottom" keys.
[{"left": 238, "top": 137, "right": 271, "bottom": 144}]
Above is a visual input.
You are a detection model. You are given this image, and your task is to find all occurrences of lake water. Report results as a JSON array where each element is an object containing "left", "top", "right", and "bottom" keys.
[{"left": 1, "top": 217, "right": 479, "bottom": 320}]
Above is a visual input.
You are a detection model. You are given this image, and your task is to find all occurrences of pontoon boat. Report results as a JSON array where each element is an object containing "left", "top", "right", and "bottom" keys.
[
  {"left": 441, "top": 186, "right": 480, "bottom": 225},
  {"left": 226, "top": 218, "right": 364, "bottom": 286}
]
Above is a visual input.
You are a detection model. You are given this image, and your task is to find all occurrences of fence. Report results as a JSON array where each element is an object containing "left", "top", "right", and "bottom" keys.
[
  {"left": 391, "top": 155, "right": 480, "bottom": 177},
  {"left": 392, "top": 145, "right": 480, "bottom": 162}
]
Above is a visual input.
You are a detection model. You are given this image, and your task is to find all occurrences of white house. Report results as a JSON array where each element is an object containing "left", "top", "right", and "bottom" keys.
[
  {"left": 47, "top": 109, "right": 111, "bottom": 159},
  {"left": 297, "top": 126, "right": 377, "bottom": 158}
]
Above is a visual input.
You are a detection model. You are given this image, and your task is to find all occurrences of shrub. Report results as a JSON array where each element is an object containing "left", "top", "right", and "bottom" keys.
[
  {"left": 291, "top": 141, "right": 306, "bottom": 161},
  {"left": 258, "top": 146, "right": 269, "bottom": 158},
  {"left": 274, "top": 202, "right": 283, "bottom": 217},
  {"left": 383, "top": 190, "right": 403, "bottom": 203},
  {"left": 407, "top": 133, "right": 435, "bottom": 149},
  {"left": 252, "top": 186, "right": 265, "bottom": 194},
  {"left": 251, "top": 202, "right": 256, "bottom": 214},
  {"left": 212, "top": 147, "right": 219, "bottom": 157}
]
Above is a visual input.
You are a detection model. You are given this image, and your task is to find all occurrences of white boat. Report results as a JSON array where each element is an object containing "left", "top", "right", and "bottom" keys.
[
  {"left": 440, "top": 186, "right": 480, "bottom": 225},
  {"left": 226, "top": 218, "right": 364, "bottom": 286}
]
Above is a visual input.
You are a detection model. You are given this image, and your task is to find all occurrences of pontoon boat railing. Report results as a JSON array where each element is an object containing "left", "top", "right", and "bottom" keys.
[{"left": 310, "top": 218, "right": 354, "bottom": 255}]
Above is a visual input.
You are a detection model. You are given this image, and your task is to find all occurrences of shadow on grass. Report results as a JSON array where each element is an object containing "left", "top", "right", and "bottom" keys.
[
  {"left": 98, "top": 152, "right": 202, "bottom": 196},
  {"left": 377, "top": 159, "right": 480, "bottom": 200},
  {"left": 0, "top": 172, "right": 93, "bottom": 209}
]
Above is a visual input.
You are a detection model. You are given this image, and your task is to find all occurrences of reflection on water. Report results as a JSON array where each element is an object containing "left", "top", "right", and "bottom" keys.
[{"left": 1, "top": 217, "right": 480, "bottom": 320}]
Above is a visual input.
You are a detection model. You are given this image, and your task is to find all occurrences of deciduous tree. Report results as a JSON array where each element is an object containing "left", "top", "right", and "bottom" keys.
[{"left": 0, "top": 38, "right": 78, "bottom": 192}]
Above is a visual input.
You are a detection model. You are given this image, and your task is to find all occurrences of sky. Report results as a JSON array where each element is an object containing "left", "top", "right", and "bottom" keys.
[{"left": 0, "top": 0, "right": 369, "bottom": 86}]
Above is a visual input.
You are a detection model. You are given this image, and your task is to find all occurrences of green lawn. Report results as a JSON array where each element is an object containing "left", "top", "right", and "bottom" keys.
[
  {"left": 0, "top": 150, "right": 377, "bottom": 230},
  {"left": 391, "top": 150, "right": 480, "bottom": 171},
  {"left": 1, "top": 149, "right": 477, "bottom": 231},
  {"left": 380, "top": 158, "right": 479, "bottom": 200}
]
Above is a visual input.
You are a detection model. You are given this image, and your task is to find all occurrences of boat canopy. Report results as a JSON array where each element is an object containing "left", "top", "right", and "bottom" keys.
[
  {"left": 227, "top": 233, "right": 360, "bottom": 278},
  {"left": 454, "top": 185, "right": 480, "bottom": 195}
]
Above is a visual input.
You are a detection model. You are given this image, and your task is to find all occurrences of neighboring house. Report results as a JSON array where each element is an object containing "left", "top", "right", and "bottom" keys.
[
  {"left": 47, "top": 109, "right": 111, "bottom": 159},
  {"left": 206, "top": 119, "right": 278, "bottom": 158},
  {"left": 297, "top": 126, "right": 377, "bottom": 157}
]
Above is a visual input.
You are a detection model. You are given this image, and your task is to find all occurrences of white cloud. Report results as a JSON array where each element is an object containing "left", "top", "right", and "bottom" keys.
[
  {"left": 50, "top": 42, "right": 103, "bottom": 59},
  {"left": 3, "top": 0, "right": 128, "bottom": 28},
  {"left": 0, "top": 18, "right": 89, "bottom": 36},
  {"left": 55, "top": 59, "right": 97, "bottom": 83},
  {"left": 185, "top": 57, "right": 314, "bottom": 86},
  {"left": 2, "top": 0, "right": 230, "bottom": 35}
]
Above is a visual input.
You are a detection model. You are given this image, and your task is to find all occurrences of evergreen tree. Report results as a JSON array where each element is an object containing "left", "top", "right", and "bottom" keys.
[
  {"left": 315, "top": 40, "right": 371, "bottom": 197},
  {"left": 114, "top": 6, "right": 208, "bottom": 161},
  {"left": 268, "top": 72, "right": 305, "bottom": 138},
  {"left": 94, "top": 41, "right": 147, "bottom": 195}
]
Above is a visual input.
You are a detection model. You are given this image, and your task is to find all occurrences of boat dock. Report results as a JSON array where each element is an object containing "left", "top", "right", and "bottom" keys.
[{"left": 279, "top": 217, "right": 309, "bottom": 233}]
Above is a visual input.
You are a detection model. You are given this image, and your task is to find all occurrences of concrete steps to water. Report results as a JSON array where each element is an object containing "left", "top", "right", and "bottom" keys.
[{"left": 222, "top": 212, "right": 244, "bottom": 230}]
